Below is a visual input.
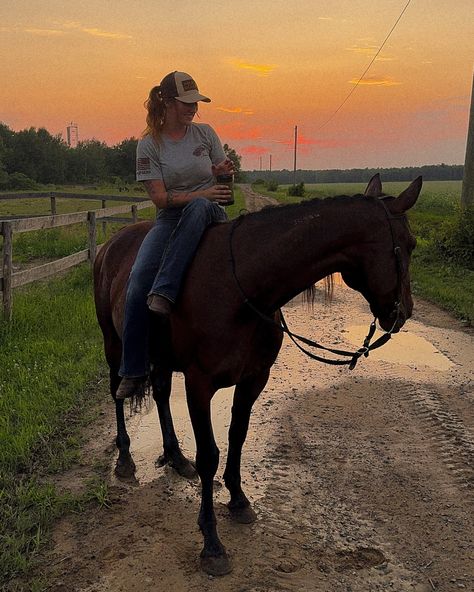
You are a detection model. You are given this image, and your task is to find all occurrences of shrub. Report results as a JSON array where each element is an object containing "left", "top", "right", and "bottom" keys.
[
  {"left": 266, "top": 180, "right": 279, "bottom": 192},
  {"left": 288, "top": 182, "right": 305, "bottom": 197},
  {"left": 254, "top": 178, "right": 265, "bottom": 185},
  {"left": 6, "top": 172, "right": 39, "bottom": 190},
  {"left": 435, "top": 207, "right": 474, "bottom": 270}
]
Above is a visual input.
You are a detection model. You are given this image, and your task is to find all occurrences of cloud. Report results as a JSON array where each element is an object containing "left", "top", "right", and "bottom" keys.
[
  {"left": 24, "top": 28, "right": 66, "bottom": 36},
  {"left": 227, "top": 58, "right": 276, "bottom": 76},
  {"left": 241, "top": 145, "right": 269, "bottom": 155},
  {"left": 349, "top": 76, "right": 401, "bottom": 86},
  {"left": 278, "top": 134, "right": 347, "bottom": 151},
  {"left": 0, "top": 26, "right": 66, "bottom": 36},
  {"left": 318, "top": 17, "right": 333, "bottom": 21},
  {"left": 81, "top": 27, "right": 132, "bottom": 39},
  {"left": 1, "top": 22, "right": 131, "bottom": 40},
  {"left": 346, "top": 43, "right": 394, "bottom": 61},
  {"left": 216, "top": 122, "right": 264, "bottom": 140},
  {"left": 216, "top": 106, "right": 254, "bottom": 115}
]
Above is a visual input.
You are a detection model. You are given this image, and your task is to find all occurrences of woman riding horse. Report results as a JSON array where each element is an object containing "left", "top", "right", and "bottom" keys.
[{"left": 117, "top": 71, "right": 234, "bottom": 400}]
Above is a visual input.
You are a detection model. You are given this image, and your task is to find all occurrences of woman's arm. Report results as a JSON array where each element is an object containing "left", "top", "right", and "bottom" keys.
[{"left": 143, "top": 179, "right": 232, "bottom": 209}]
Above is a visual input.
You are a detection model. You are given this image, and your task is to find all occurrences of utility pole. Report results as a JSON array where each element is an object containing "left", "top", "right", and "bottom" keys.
[
  {"left": 293, "top": 125, "right": 298, "bottom": 187},
  {"left": 259, "top": 156, "right": 262, "bottom": 171},
  {"left": 461, "top": 71, "right": 474, "bottom": 209},
  {"left": 269, "top": 154, "right": 272, "bottom": 172}
]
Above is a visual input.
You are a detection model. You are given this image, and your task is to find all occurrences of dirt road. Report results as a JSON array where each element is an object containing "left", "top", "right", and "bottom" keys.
[{"left": 42, "top": 187, "right": 473, "bottom": 592}]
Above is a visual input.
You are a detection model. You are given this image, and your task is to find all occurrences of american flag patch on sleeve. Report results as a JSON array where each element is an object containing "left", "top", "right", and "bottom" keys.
[{"left": 137, "top": 157, "right": 151, "bottom": 173}]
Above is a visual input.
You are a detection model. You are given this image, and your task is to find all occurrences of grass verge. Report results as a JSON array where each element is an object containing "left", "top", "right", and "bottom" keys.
[{"left": 0, "top": 265, "right": 108, "bottom": 588}]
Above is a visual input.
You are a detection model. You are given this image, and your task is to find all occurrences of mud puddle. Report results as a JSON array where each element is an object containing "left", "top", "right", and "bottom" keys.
[
  {"left": 111, "top": 375, "right": 267, "bottom": 505},
  {"left": 344, "top": 324, "right": 455, "bottom": 370}
]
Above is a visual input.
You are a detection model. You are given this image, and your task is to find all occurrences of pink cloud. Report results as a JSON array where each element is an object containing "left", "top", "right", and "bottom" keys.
[{"left": 241, "top": 145, "right": 270, "bottom": 155}]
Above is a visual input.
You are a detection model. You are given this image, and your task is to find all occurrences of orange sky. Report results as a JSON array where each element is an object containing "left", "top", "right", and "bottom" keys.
[{"left": 1, "top": 0, "right": 473, "bottom": 170}]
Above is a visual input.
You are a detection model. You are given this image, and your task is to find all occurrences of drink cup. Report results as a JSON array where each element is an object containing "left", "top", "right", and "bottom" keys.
[{"left": 216, "top": 174, "right": 234, "bottom": 206}]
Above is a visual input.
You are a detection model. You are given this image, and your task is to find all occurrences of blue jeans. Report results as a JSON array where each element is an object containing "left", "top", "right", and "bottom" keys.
[{"left": 119, "top": 198, "right": 227, "bottom": 377}]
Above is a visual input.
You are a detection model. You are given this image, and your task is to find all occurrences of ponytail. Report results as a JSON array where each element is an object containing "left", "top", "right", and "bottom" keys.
[{"left": 142, "top": 85, "right": 167, "bottom": 142}]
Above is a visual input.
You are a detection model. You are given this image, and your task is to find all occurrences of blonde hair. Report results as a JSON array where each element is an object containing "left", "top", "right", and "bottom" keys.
[{"left": 142, "top": 86, "right": 168, "bottom": 142}]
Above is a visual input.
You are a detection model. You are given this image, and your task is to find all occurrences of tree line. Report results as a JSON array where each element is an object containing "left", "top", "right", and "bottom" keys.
[
  {"left": 0, "top": 123, "right": 138, "bottom": 189},
  {"left": 246, "top": 164, "right": 463, "bottom": 184},
  {"left": 0, "top": 123, "right": 243, "bottom": 190},
  {"left": 0, "top": 121, "right": 462, "bottom": 190}
]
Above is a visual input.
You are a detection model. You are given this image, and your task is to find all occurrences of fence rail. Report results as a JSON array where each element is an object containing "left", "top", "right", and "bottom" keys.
[{"left": 0, "top": 193, "right": 153, "bottom": 320}]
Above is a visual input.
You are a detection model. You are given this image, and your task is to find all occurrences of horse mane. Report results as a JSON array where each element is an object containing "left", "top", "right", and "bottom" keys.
[
  {"left": 235, "top": 193, "right": 370, "bottom": 225},
  {"left": 235, "top": 195, "right": 356, "bottom": 309}
]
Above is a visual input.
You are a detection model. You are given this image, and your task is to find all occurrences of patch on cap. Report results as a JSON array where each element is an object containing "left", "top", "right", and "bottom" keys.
[{"left": 160, "top": 71, "right": 211, "bottom": 103}]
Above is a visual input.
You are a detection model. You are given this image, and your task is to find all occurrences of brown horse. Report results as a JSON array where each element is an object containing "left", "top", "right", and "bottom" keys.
[{"left": 93, "top": 174, "right": 421, "bottom": 576}]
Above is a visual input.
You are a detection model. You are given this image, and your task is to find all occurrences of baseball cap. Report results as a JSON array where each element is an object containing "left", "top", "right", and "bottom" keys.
[{"left": 160, "top": 71, "right": 211, "bottom": 103}]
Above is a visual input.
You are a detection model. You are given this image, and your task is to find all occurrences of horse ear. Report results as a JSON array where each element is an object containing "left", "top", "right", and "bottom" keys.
[
  {"left": 364, "top": 173, "right": 383, "bottom": 197},
  {"left": 390, "top": 176, "right": 423, "bottom": 214}
]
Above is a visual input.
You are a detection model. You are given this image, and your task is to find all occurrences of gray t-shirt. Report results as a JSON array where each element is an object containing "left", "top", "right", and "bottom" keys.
[{"left": 136, "top": 123, "right": 226, "bottom": 195}]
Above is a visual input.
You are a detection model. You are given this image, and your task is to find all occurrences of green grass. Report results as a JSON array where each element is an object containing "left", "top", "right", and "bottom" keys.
[{"left": 0, "top": 265, "right": 108, "bottom": 586}]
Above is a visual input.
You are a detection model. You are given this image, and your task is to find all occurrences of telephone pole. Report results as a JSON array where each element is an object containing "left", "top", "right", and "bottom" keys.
[
  {"left": 293, "top": 125, "right": 298, "bottom": 186},
  {"left": 461, "top": 71, "right": 474, "bottom": 209}
]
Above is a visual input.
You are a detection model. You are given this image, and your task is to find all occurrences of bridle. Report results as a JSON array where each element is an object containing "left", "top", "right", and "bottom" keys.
[{"left": 229, "top": 198, "right": 406, "bottom": 370}]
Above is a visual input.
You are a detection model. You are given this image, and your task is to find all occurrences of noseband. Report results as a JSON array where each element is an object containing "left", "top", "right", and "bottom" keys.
[{"left": 229, "top": 199, "right": 406, "bottom": 370}]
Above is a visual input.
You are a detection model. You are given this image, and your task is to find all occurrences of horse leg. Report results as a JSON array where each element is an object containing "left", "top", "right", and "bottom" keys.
[
  {"left": 223, "top": 369, "right": 270, "bottom": 524},
  {"left": 150, "top": 367, "right": 197, "bottom": 479},
  {"left": 111, "top": 370, "right": 136, "bottom": 479},
  {"left": 186, "top": 371, "right": 231, "bottom": 576}
]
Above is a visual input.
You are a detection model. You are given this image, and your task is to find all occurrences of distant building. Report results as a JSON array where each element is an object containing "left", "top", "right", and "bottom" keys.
[{"left": 66, "top": 122, "right": 78, "bottom": 148}]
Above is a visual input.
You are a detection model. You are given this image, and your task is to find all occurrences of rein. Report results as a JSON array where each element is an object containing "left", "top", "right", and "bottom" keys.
[{"left": 229, "top": 199, "right": 404, "bottom": 370}]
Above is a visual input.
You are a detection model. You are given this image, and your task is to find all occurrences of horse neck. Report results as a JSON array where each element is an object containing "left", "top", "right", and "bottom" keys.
[{"left": 234, "top": 197, "right": 371, "bottom": 310}]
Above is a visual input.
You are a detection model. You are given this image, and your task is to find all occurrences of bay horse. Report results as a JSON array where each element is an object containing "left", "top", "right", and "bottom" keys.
[{"left": 93, "top": 174, "right": 422, "bottom": 576}]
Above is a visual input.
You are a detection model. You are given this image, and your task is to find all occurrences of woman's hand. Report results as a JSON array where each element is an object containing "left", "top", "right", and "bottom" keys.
[
  {"left": 202, "top": 184, "right": 232, "bottom": 203},
  {"left": 212, "top": 158, "right": 235, "bottom": 177}
]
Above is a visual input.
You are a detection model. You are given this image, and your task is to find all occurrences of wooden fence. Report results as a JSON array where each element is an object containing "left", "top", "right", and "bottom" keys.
[{"left": 0, "top": 193, "right": 153, "bottom": 320}]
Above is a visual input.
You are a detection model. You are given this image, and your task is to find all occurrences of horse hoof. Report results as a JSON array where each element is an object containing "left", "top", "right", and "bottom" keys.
[
  {"left": 229, "top": 505, "right": 257, "bottom": 524},
  {"left": 173, "top": 459, "right": 198, "bottom": 480},
  {"left": 156, "top": 454, "right": 198, "bottom": 480},
  {"left": 155, "top": 454, "right": 167, "bottom": 467},
  {"left": 200, "top": 553, "right": 232, "bottom": 576},
  {"left": 114, "top": 457, "right": 136, "bottom": 479}
]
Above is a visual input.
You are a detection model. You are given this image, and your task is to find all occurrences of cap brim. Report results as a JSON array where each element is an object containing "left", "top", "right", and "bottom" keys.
[{"left": 176, "top": 92, "right": 211, "bottom": 103}]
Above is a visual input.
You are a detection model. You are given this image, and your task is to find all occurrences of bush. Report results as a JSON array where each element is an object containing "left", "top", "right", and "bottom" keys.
[
  {"left": 266, "top": 180, "right": 279, "bottom": 192},
  {"left": 6, "top": 172, "right": 39, "bottom": 190},
  {"left": 288, "top": 182, "right": 305, "bottom": 197},
  {"left": 254, "top": 178, "right": 265, "bottom": 185},
  {"left": 435, "top": 207, "right": 474, "bottom": 270}
]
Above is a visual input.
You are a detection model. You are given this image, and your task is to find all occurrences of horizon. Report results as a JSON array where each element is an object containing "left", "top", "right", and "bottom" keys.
[{"left": 1, "top": 1, "right": 473, "bottom": 171}]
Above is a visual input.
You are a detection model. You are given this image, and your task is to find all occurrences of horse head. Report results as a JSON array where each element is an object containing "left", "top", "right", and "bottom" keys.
[{"left": 341, "top": 174, "right": 422, "bottom": 333}]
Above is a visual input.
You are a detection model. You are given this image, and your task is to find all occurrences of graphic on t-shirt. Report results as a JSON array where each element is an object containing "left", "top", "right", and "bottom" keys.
[{"left": 193, "top": 145, "right": 206, "bottom": 157}]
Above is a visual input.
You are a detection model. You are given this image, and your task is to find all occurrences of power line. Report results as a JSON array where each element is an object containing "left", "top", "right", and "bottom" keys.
[{"left": 316, "top": 0, "right": 412, "bottom": 133}]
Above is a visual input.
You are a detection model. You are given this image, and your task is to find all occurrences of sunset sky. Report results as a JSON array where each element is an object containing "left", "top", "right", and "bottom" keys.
[{"left": 1, "top": 0, "right": 473, "bottom": 170}]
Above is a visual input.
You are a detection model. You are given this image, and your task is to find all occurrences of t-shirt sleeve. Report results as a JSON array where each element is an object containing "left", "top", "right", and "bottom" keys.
[
  {"left": 206, "top": 126, "right": 226, "bottom": 166},
  {"left": 136, "top": 137, "right": 163, "bottom": 181}
]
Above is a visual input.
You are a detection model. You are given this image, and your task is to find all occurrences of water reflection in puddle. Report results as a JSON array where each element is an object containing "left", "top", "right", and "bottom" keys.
[
  {"left": 344, "top": 325, "right": 454, "bottom": 370},
  {"left": 121, "top": 374, "right": 235, "bottom": 486}
]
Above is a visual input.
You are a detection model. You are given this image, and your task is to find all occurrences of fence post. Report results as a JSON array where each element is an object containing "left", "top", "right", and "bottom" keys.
[
  {"left": 87, "top": 211, "right": 97, "bottom": 264},
  {"left": 1, "top": 221, "right": 13, "bottom": 321},
  {"left": 50, "top": 193, "right": 57, "bottom": 215},
  {"left": 131, "top": 204, "right": 138, "bottom": 223},
  {"left": 101, "top": 199, "right": 107, "bottom": 236}
]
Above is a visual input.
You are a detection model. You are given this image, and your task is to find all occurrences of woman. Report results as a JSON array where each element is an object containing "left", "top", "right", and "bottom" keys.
[{"left": 117, "top": 71, "right": 234, "bottom": 399}]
